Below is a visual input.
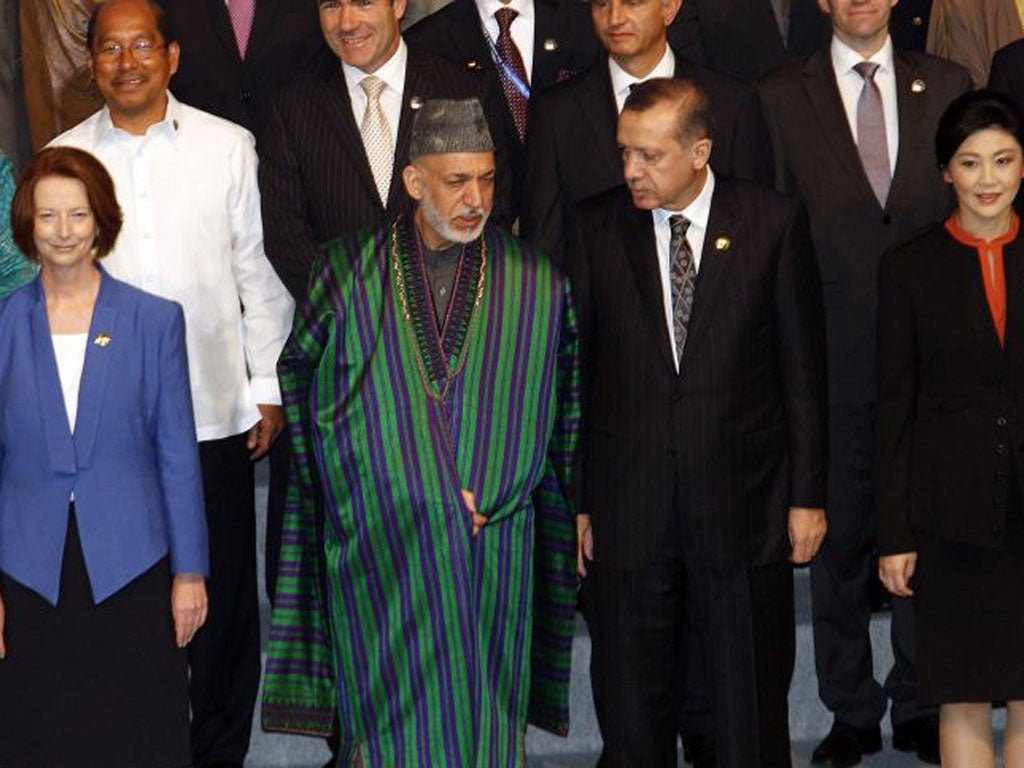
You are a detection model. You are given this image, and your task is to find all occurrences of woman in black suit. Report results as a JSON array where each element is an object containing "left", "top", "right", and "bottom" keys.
[{"left": 877, "top": 90, "right": 1024, "bottom": 768}]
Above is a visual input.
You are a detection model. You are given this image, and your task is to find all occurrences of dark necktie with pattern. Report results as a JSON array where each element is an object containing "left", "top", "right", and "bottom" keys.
[
  {"left": 669, "top": 214, "right": 696, "bottom": 364},
  {"left": 494, "top": 7, "right": 529, "bottom": 142},
  {"left": 853, "top": 61, "right": 891, "bottom": 207}
]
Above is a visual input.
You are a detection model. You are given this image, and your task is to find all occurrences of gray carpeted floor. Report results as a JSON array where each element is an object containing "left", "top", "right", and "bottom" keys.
[{"left": 246, "top": 462, "right": 1005, "bottom": 767}]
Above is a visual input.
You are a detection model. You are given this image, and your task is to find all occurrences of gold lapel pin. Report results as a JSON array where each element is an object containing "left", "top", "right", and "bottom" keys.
[
  {"left": 466, "top": 60, "right": 482, "bottom": 71},
  {"left": 911, "top": 79, "right": 926, "bottom": 93},
  {"left": 543, "top": 38, "right": 558, "bottom": 51},
  {"left": 715, "top": 237, "right": 732, "bottom": 251},
  {"left": 409, "top": 96, "right": 424, "bottom": 110},
  {"left": 93, "top": 332, "right": 112, "bottom": 347}
]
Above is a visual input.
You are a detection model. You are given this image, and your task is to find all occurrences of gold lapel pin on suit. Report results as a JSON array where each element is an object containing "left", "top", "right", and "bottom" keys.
[
  {"left": 410, "top": 96, "right": 424, "bottom": 110},
  {"left": 466, "top": 60, "right": 482, "bottom": 71},
  {"left": 911, "top": 79, "right": 926, "bottom": 93},
  {"left": 715, "top": 237, "right": 732, "bottom": 251},
  {"left": 543, "top": 38, "right": 558, "bottom": 51},
  {"left": 93, "top": 332, "right": 112, "bottom": 347}
]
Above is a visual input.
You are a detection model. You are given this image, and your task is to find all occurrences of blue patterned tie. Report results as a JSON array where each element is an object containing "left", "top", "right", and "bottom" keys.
[{"left": 669, "top": 214, "right": 696, "bottom": 364}]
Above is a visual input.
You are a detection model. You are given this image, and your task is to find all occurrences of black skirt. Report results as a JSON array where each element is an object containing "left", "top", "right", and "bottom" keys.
[
  {"left": 914, "top": 532, "right": 1024, "bottom": 707},
  {"left": 0, "top": 512, "right": 191, "bottom": 768}
]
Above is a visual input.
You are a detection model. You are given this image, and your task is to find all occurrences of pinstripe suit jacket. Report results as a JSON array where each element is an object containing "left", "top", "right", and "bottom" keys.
[
  {"left": 569, "top": 180, "right": 827, "bottom": 569},
  {"left": 258, "top": 47, "right": 510, "bottom": 300}
]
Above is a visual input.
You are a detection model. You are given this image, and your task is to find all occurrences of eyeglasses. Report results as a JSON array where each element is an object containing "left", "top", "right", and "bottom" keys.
[{"left": 94, "top": 40, "right": 165, "bottom": 61}]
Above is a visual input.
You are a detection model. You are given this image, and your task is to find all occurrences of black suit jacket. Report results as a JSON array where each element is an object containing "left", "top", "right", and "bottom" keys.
[
  {"left": 757, "top": 47, "right": 970, "bottom": 404},
  {"left": 522, "top": 49, "right": 772, "bottom": 263},
  {"left": 157, "top": 0, "right": 329, "bottom": 141},
  {"left": 889, "top": 0, "right": 933, "bottom": 52},
  {"left": 668, "top": 0, "right": 829, "bottom": 82},
  {"left": 989, "top": 38, "right": 1024, "bottom": 107},
  {"left": 569, "top": 180, "right": 826, "bottom": 569},
  {"left": 876, "top": 225, "right": 1024, "bottom": 555},
  {"left": 259, "top": 48, "right": 509, "bottom": 300},
  {"left": 405, "top": 0, "right": 598, "bottom": 217}
]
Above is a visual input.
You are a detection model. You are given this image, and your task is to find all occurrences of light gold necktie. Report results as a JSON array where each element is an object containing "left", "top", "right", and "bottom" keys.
[{"left": 360, "top": 75, "right": 393, "bottom": 205}]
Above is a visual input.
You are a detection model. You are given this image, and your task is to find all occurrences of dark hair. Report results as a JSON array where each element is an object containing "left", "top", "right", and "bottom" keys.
[
  {"left": 935, "top": 89, "right": 1024, "bottom": 169},
  {"left": 86, "top": 0, "right": 175, "bottom": 51},
  {"left": 11, "top": 147, "right": 123, "bottom": 261},
  {"left": 622, "top": 77, "right": 715, "bottom": 146}
]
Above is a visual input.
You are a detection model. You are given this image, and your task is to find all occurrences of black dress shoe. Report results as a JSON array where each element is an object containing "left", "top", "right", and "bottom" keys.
[
  {"left": 811, "top": 721, "right": 882, "bottom": 767},
  {"left": 682, "top": 733, "right": 717, "bottom": 768},
  {"left": 893, "top": 714, "right": 940, "bottom": 764}
]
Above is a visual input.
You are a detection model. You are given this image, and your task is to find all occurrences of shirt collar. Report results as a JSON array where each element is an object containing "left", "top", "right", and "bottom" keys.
[
  {"left": 608, "top": 45, "right": 676, "bottom": 101},
  {"left": 475, "top": 0, "right": 534, "bottom": 25},
  {"left": 93, "top": 90, "right": 183, "bottom": 147},
  {"left": 830, "top": 33, "right": 894, "bottom": 77},
  {"left": 342, "top": 38, "right": 408, "bottom": 97},
  {"left": 653, "top": 167, "right": 716, "bottom": 231}
]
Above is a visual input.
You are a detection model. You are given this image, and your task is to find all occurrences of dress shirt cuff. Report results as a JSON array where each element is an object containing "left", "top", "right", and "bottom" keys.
[{"left": 251, "top": 376, "right": 283, "bottom": 406}]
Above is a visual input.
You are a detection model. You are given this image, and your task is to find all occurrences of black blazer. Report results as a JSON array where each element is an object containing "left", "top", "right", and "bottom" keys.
[
  {"left": 668, "top": 0, "right": 829, "bottom": 83},
  {"left": 258, "top": 48, "right": 510, "bottom": 300},
  {"left": 405, "top": 0, "right": 598, "bottom": 217},
  {"left": 876, "top": 225, "right": 1024, "bottom": 554},
  {"left": 890, "top": 0, "right": 933, "bottom": 52},
  {"left": 757, "top": 47, "right": 970, "bottom": 403},
  {"left": 157, "top": 0, "right": 329, "bottom": 141},
  {"left": 568, "top": 180, "right": 827, "bottom": 569},
  {"left": 522, "top": 49, "right": 772, "bottom": 263},
  {"left": 989, "top": 38, "right": 1024, "bottom": 109}
]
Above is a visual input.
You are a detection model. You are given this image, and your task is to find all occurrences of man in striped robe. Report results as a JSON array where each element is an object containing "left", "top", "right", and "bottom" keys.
[{"left": 262, "top": 98, "right": 580, "bottom": 768}]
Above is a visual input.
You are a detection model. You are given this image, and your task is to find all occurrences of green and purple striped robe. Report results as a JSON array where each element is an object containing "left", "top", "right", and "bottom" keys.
[{"left": 263, "top": 217, "right": 581, "bottom": 768}]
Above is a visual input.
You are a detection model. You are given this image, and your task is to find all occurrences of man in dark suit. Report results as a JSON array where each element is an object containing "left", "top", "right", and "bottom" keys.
[
  {"left": 521, "top": 0, "right": 771, "bottom": 265},
  {"left": 989, "top": 37, "right": 1024, "bottom": 110},
  {"left": 668, "top": 0, "right": 829, "bottom": 82},
  {"left": 258, "top": 0, "right": 509, "bottom": 301},
  {"left": 405, "top": 0, "right": 599, "bottom": 218},
  {"left": 890, "top": 0, "right": 931, "bottom": 51},
  {"left": 757, "top": 0, "right": 970, "bottom": 763},
  {"left": 570, "top": 76, "right": 827, "bottom": 768},
  {"left": 156, "top": 0, "right": 329, "bottom": 143}
]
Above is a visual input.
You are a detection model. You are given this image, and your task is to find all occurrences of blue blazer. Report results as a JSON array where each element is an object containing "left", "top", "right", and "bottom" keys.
[{"left": 0, "top": 268, "right": 208, "bottom": 605}]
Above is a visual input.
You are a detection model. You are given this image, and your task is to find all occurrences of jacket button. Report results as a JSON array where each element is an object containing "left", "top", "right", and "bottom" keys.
[
  {"left": 997, "top": 444, "right": 1007, "bottom": 454},
  {"left": 997, "top": 416, "right": 1008, "bottom": 427},
  {"left": 241, "top": 89, "right": 254, "bottom": 101},
  {"left": 672, "top": 393, "right": 683, "bottom": 403},
  {"left": 667, "top": 448, "right": 678, "bottom": 458},
  {"left": 996, "top": 471, "right": 1005, "bottom": 481}
]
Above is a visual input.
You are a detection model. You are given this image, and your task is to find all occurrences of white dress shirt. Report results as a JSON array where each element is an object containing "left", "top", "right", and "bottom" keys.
[
  {"left": 609, "top": 45, "right": 676, "bottom": 114},
  {"left": 342, "top": 39, "right": 408, "bottom": 149},
  {"left": 50, "top": 94, "right": 295, "bottom": 442},
  {"left": 831, "top": 34, "right": 899, "bottom": 175},
  {"left": 52, "top": 332, "right": 88, "bottom": 433},
  {"left": 475, "top": 0, "right": 535, "bottom": 82},
  {"left": 653, "top": 168, "right": 715, "bottom": 369}
]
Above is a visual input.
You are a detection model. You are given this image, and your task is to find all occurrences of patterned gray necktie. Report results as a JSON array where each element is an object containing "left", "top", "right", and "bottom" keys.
[
  {"left": 853, "top": 61, "right": 891, "bottom": 206},
  {"left": 360, "top": 75, "right": 393, "bottom": 205},
  {"left": 669, "top": 214, "right": 696, "bottom": 364}
]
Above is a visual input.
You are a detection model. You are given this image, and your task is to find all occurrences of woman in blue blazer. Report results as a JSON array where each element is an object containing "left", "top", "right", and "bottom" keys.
[{"left": 0, "top": 147, "right": 209, "bottom": 768}]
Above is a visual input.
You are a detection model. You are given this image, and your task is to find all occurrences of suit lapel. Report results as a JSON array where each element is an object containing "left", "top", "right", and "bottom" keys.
[
  {"left": 246, "top": 0, "right": 286, "bottom": 68},
  {"left": 887, "top": 51, "right": 928, "bottom": 209},
  {"left": 800, "top": 50, "right": 879, "bottom": 207},
  {"left": 444, "top": 0, "right": 492, "bottom": 70},
  {"left": 391, "top": 54, "right": 426, "bottom": 214},
  {"left": 683, "top": 180, "right": 739, "bottom": 367},
  {"left": 73, "top": 274, "right": 116, "bottom": 470},
  {"left": 621, "top": 200, "right": 677, "bottom": 374},
  {"left": 29, "top": 282, "right": 76, "bottom": 475},
  {"left": 578, "top": 61, "right": 623, "bottom": 188},
  {"left": 531, "top": 0, "right": 566, "bottom": 88},
  {"left": 210, "top": 0, "right": 242, "bottom": 65}
]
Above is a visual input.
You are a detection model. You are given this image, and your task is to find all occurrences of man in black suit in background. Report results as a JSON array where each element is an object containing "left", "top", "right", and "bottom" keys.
[
  {"left": 521, "top": 0, "right": 771, "bottom": 265},
  {"left": 989, "top": 37, "right": 1024, "bottom": 112},
  {"left": 757, "top": 0, "right": 970, "bottom": 763},
  {"left": 570, "top": 76, "right": 827, "bottom": 768},
  {"left": 157, "top": 0, "right": 329, "bottom": 143},
  {"left": 258, "top": 0, "right": 508, "bottom": 301},
  {"left": 405, "top": 0, "right": 599, "bottom": 218},
  {"left": 668, "top": 0, "right": 829, "bottom": 83}
]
